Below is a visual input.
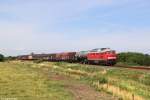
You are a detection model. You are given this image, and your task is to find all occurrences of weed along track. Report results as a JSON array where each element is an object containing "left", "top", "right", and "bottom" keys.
[
  {"left": 114, "top": 66, "right": 150, "bottom": 70},
  {"left": 80, "top": 63, "right": 150, "bottom": 71}
]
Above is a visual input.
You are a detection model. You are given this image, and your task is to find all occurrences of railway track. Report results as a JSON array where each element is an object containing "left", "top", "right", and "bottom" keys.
[
  {"left": 114, "top": 66, "right": 150, "bottom": 70},
  {"left": 81, "top": 63, "right": 150, "bottom": 71}
]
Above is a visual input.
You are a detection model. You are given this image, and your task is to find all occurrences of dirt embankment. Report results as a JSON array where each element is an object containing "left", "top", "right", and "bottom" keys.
[{"left": 50, "top": 74, "right": 117, "bottom": 100}]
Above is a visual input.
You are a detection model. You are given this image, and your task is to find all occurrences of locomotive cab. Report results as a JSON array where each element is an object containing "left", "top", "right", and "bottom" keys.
[{"left": 104, "top": 50, "right": 117, "bottom": 65}]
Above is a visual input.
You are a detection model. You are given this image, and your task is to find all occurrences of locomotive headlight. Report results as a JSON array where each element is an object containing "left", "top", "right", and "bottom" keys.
[{"left": 108, "top": 57, "right": 116, "bottom": 59}]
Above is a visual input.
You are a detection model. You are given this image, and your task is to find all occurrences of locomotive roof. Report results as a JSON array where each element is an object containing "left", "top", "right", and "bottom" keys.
[{"left": 90, "top": 48, "right": 112, "bottom": 52}]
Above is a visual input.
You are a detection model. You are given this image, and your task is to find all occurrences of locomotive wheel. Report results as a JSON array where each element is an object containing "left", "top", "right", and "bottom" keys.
[{"left": 105, "top": 60, "right": 116, "bottom": 66}]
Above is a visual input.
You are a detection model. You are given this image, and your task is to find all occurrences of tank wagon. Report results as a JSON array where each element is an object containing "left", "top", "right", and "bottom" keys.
[{"left": 17, "top": 48, "right": 117, "bottom": 66}]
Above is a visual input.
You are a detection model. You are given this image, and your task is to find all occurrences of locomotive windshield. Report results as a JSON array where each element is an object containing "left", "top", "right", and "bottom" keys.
[{"left": 90, "top": 48, "right": 111, "bottom": 52}]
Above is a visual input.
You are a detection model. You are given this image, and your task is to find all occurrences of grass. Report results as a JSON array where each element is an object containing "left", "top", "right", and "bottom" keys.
[
  {"left": 0, "top": 61, "right": 150, "bottom": 100},
  {"left": 115, "top": 62, "right": 140, "bottom": 67},
  {"left": 51, "top": 62, "right": 150, "bottom": 100},
  {"left": 0, "top": 61, "right": 73, "bottom": 100}
]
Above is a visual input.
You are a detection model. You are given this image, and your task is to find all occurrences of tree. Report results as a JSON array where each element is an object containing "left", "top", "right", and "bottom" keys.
[
  {"left": 0, "top": 54, "right": 4, "bottom": 62},
  {"left": 117, "top": 52, "right": 150, "bottom": 66},
  {"left": 5, "top": 56, "right": 16, "bottom": 61}
]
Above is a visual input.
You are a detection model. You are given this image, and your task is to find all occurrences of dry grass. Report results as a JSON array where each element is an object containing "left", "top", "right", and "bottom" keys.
[{"left": 93, "top": 81, "right": 143, "bottom": 100}]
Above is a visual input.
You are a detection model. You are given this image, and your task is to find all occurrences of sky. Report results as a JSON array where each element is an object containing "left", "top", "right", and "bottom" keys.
[{"left": 0, "top": 0, "right": 150, "bottom": 56}]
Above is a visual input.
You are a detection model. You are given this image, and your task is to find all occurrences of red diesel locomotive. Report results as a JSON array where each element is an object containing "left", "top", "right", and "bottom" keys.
[
  {"left": 76, "top": 48, "right": 117, "bottom": 65},
  {"left": 17, "top": 48, "right": 117, "bottom": 66},
  {"left": 87, "top": 48, "right": 117, "bottom": 65}
]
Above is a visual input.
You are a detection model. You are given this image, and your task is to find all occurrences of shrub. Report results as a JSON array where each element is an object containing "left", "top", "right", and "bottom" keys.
[
  {"left": 118, "top": 52, "right": 150, "bottom": 66},
  {"left": 99, "top": 77, "right": 108, "bottom": 84},
  {"left": 33, "top": 59, "right": 43, "bottom": 63},
  {"left": 5, "top": 56, "right": 16, "bottom": 61},
  {"left": 0, "top": 54, "right": 4, "bottom": 62}
]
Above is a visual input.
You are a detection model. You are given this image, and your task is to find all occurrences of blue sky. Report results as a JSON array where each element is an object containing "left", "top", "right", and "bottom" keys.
[{"left": 0, "top": 0, "right": 150, "bottom": 56}]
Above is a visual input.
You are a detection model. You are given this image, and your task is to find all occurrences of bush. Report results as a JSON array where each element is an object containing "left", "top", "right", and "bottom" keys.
[
  {"left": 91, "top": 75, "right": 108, "bottom": 84},
  {"left": 118, "top": 52, "right": 150, "bottom": 66},
  {"left": 5, "top": 56, "right": 16, "bottom": 61},
  {"left": 33, "top": 59, "right": 43, "bottom": 63},
  {"left": 99, "top": 77, "right": 108, "bottom": 84},
  {"left": 0, "top": 54, "right": 4, "bottom": 62}
]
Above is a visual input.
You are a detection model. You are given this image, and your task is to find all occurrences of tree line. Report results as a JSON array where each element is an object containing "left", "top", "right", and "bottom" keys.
[
  {"left": 0, "top": 54, "right": 17, "bottom": 62},
  {"left": 117, "top": 52, "right": 150, "bottom": 66}
]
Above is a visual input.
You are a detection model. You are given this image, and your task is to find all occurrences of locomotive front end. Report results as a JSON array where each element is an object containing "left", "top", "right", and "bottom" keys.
[{"left": 105, "top": 50, "right": 117, "bottom": 65}]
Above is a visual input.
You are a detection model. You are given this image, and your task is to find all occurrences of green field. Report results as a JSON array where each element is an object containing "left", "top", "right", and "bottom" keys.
[
  {"left": 0, "top": 61, "right": 149, "bottom": 100},
  {"left": 0, "top": 61, "right": 75, "bottom": 100}
]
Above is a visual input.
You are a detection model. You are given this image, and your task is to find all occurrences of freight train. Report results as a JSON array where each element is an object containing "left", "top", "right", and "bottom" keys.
[{"left": 17, "top": 48, "right": 117, "bottom": 66}]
